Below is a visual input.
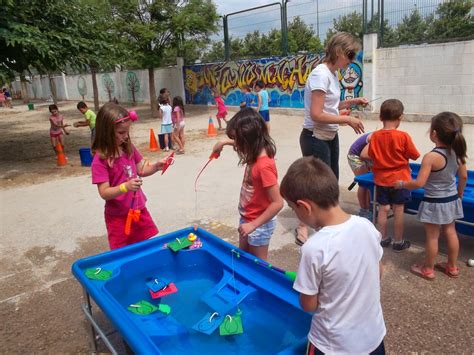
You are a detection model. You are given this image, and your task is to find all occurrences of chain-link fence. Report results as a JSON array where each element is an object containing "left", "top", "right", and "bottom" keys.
[
  {"left": 379, "top": 0, "right": 474, "bottom": 47},
  {"left": 218, "top": 0, "right": 473, "bottom": 60}
]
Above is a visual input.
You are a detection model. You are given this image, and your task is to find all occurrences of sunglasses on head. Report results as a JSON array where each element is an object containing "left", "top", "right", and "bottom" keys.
[{"left": 346, "top": 50, "right": 356, "bottom": 61}]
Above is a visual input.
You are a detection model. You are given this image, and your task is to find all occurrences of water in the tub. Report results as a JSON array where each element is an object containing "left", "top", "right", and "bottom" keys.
[
  {"left": 104, "top": 251, "right": 309, "bottom": 354},
  {"left": 156, "top": 291, "right": 309, "bottom": 354}
]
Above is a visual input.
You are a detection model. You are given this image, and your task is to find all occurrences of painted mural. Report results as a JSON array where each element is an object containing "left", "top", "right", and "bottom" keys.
[
  {"left": 77, "top": 76, "right": 87, "bottom": 100},
  {"left": 183, "top": 52, "right": 363, "bottom": 108},
  {"left": 101, "top": 73, "right": 115, "bottom": 101},
  {"left": 126, "top": 72, "right": 140, "bottom": 104}
]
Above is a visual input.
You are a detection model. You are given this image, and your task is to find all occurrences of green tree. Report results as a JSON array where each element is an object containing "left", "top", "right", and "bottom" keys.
[
  {"left": 287, "top": 17, "right": 323, "bottom": 54},
  {"left": 428, "top": 0, "right": 474, "bottom": 40},
  {"left": 1, "top": 0, "right": 121, "bottom": 107},
  {"left": 203, "top": 16, "right": 323, "bottom": 62},
  {"left": 111, "top": 0, "right": 219, "bottom": 117},
  {"left": 395, "top": 8, "right": 433, "bottom": 44},
  {"left": 201, "top": 41, "right": 225, "bottom": 63},
  {"left": 326, "top": 11, "right": 395, "bottom": 46},
  {"left": 241, "top": 31, "right": 271, "bottom": 58},
  {"left": 230, "top": 38, "right": 245, "bottom": 60},
  {"left": 326, "top": 11, "right": 364, "bottom": 42}
]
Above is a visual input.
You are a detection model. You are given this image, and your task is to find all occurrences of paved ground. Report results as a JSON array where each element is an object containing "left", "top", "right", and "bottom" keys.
[{"left": 0, "top": 101, "right": 473, "bottom": 353}]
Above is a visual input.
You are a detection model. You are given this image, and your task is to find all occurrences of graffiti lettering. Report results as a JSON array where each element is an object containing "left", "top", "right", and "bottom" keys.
[{"left": 184, "top": 53, "right": 363, "bottom": 108}]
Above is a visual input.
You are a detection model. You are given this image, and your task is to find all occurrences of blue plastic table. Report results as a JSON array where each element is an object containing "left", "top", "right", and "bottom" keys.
[
  {"left": 354, "top": 163, "right": 474, "bottom": 236},
  {"left": 72, "top": 227, "right": 310, "bottom": 354}
]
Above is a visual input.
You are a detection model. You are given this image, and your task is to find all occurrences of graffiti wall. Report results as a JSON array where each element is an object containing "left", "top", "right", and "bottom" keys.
[{"left": 183, "top": 53, "right": 363, "bottom": 108}]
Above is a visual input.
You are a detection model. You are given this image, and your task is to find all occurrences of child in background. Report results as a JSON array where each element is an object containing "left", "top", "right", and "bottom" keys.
[
  {"left": 0, "top": 89, "right": 5, "bottom": 107},
  {"left": 3, "top": 88, "right": 13, "bottom": 108},
  {"left": 49, "top": 104, "right": 70, "bottom": 153},
  {"left": 240, "top": 85, "right": 253, "bottom": 109},
  {"left": 255, "top": 81, "right": 270, "bottom": 128},
  {"left": 213, "top": 89, "right": 228, "bottom": 130},
  {"left": 91, "top": 103, "right": 165, "bottom": 250},
  {"left": 212, "top": 108, "right": 283, "bottom": 260},
  {"left": 158, "top": 88, "right": 170, "bottom": 106},
  {"left": 159, "top": 96, "right": 173, "bottom": 151},
  {"left": 280, "top": 157, "right": 386, "bottom": 354},
  {"left": 347, "top": 132, "right": 373, "bottom": 219},
  {"left": 369, "top": 99, "right": 420, "bottom": 252},
  {"left": 395, "top": 112, "right": 467, "bottom": 280},
  {"left": 172, "top": 96, "right": 185, "bottom": 154},
  {"left": 74, "top": 101, "right": 96, "bottom": 143}
]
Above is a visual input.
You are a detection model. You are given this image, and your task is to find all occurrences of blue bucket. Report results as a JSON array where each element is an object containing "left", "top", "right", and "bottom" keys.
[{"left": 79, "top": 148, "right": 93, "bottom": 167}]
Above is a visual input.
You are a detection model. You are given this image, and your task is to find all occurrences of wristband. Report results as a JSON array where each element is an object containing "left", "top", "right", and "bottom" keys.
[
  {"left": 398, "top": 181, "right": 404, "bottom": 188},
  {"left": 119, "top": 183, "right": 128, "bottom": 193}
]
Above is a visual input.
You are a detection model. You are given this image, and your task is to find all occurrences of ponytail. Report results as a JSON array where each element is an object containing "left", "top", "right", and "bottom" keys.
[
  {"left": 431, "top": 112, "right": 467, "bottom": 164},
  {"left": 452, "top": 130, "right": 467, "bottom": 164}
]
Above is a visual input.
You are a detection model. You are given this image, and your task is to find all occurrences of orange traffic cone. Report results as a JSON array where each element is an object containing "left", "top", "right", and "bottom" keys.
[
  {"left": 55, "top": 143, "right": 67, "bottom": 166},
  {"left": 149, "top": 128, "right": 159, "bottom": 151},
  {"left": 207, "top": 117, "right": 217, "bottom": 137}
]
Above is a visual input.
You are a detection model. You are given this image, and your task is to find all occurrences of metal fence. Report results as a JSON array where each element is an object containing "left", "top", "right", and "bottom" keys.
[
  {"left": 379, "top": 0, "right": 474, "bottom": 47},
  {"left": 220, "top": 0, "right": 473, "bottom": 60}
]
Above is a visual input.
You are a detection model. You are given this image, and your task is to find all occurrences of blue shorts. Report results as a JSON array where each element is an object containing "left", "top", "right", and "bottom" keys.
[
  {"left": 161, "top": 124, "right": 172, "bottom": 134},
  {"left": 239, "top": 217, "right": 276, "bottom": 246},
  {"left": 259, "top": 110, "right": 270, "bottom": 122},
  {"left": 376, "top": 185, "right": 411, "bottom": 205}
]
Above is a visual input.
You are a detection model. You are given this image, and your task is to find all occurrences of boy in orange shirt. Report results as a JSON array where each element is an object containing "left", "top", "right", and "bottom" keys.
[{"left": 369, "top": 99, "right": 420, "bottom": 251}]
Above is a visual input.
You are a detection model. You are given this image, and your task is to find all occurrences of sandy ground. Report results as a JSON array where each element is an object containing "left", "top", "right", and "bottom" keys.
[{"left": 0, "top": 100, "right": 473, "bottom": 353}]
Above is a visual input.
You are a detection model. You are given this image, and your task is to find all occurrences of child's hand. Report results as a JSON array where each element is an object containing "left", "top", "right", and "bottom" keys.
[
  {"left": 155, "top": 160, "right": 166, "bottom": 171},
  {"left": 238, "top": 222, "right": 256, "bottom": 238},
  {"left": 212, "top": 141, "right": 225, "bottom": 157},
  {"left": 357, "top": 97, "right": 369, "bottom": 106},
  {"left": 347, "top": 116, "right": 364, "bottom": 134},
  {"left": 394, "top": 181, "right": 404, "bottom": 189},
  {"left": 126, "top": 177, "right": 142, "bottom": 192}
]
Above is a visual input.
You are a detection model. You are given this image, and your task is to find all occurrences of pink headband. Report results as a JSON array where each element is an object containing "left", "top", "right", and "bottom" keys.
[{"left": 114, "top": 111, "right": 138, "bottom": 124}]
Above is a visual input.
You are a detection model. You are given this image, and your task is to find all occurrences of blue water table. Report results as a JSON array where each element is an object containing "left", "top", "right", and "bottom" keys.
[
  {"left": 72, "top": 227, "right": 310, "bottom": 354},
  {"left": 354, "top": 163, "right": 474, "bottom": 236}
]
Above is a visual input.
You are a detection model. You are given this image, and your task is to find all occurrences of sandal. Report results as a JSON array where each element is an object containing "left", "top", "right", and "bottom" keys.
[
  {"left": 435, "top": 262, "right": 460, "bottom": 278},
  {"left": 294, "top": 228, "right": 306, "bottom": 246},
  {"left": 410, "top": 264, "right": 435, "bottom": 281}
]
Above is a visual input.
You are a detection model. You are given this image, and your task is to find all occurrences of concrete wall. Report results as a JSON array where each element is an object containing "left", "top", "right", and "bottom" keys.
[
  {"left": 364, "top": 34, "right": 474, "bottom": 116},
  {"left": 11, "top": 60, "right": 185, "bottom": 104}
]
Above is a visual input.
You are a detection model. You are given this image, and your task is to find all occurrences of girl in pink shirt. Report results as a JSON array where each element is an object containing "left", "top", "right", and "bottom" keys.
[
  {"left": 212, "top": 108, "right": 284, "bottom": 260},
  {"left": 171, "top": 96, "right": 185, "bottom": 154},
  {"left": 91, "top": 103, "right": 166, "bottom": 250},
  {"left": 49, "top": 104, "right": 70, "bottom": 154},
  {"left": 213, "top": 89, "right": 228, "bottom": 130}
]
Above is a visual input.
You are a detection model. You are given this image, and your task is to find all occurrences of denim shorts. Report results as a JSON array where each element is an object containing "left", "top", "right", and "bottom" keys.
[
  {"left": 239, "top": 217, "right": 276, "bottom": 246},
  {"left": 259, "top": 110, "right": 270, "bottom": 122},
  {"left": 376, "top": 185, "right": 411, "bottom": 205},
  {"left": 161, "top": 124, "right": 173, "bottom": 134}
]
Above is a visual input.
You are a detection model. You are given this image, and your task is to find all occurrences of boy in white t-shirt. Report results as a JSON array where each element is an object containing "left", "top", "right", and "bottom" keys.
[
  {"left": 159, "top": 97, "right": 173, "bottom": 151},
  {"left": 280, "top": 157, "right": 386, "bottom": 354}
]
